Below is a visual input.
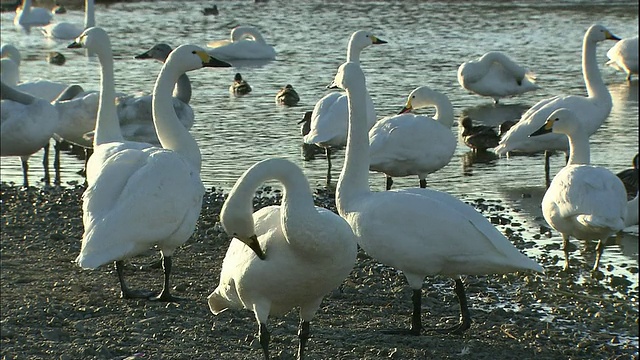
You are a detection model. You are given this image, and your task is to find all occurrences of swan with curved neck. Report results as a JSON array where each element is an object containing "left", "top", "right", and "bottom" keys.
[
  {"left": 457, "top": 51, "right": 540, "bottom": 104},
  {"left": 14, "top": 0, "right": 52, "bottom": 32},
  {"left": 303, "top": 30, "right": 387, "bottom": 185},
  {"left": 42, "top": 0, "right": 95, "bottom": 40},
  {"left": 333, "top": 61, "right": 543, "bottom": 335},
  {"left": 531, "top": 108, "right": 627, "bottom": 271},
  {"left": 368, "top": 85, "right": 456, "bottom": 190},
  {"left": 68, "top": 27, "right": 231, "bottom": 301},
  {"left": 206, "top": 25, "right": 276, "bottom": 61},
  {"left": 495, "top": 24, "right": 620, "bottom": 187},
  {"left": 208, "top": 158, "right": 356, "bottom": 359}
]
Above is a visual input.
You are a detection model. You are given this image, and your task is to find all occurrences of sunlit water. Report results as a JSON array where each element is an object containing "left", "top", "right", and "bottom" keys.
[{"left": 1, "top": 0, "right": 638, "bottom": 314}]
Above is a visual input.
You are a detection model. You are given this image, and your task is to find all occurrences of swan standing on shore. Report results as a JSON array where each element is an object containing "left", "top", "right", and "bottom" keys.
[
  {"left": 207, "top": 25, "right": 276, "bottom": 61},
  {"left": 69, "top": 27, "right": 231, "bottom": 301},
  {"left": 368, "top": 86, "right": 455, "bottom": 190},
  {"left": 303, "top": 30, "right": 387, "bottom": 186},
  {"left": 457, "top": 51, "right": 540, "bottom": 104},
  {"left": 606, "top": 35, "right": 638, "bottom": 81},
  {"left": 495, "top": 25, "right": 621, "bottom": 187},
  {"left": 332, "top": 61, "right": 543, "bottom": 335},
  {"left": 14, "top": 0, "right": 52, "bottom": 33},
  {"left": 208, "top": 158, "right": 357, "bottom": 360},
  {"left": 42, "top": 0, "right": 95, "bottom": 40},
  {"left": 530, "top": 108, "right": 626, "bottom": 271}
]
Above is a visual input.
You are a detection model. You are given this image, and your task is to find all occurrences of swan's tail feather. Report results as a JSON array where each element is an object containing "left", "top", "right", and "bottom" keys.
[{"left": 576, "top": 214, "right": 625, "bottom": 233}]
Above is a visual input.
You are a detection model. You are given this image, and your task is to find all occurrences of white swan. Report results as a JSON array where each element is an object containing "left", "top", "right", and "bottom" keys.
[
  {"left": 624, "top": 193, "right": 639, "bottom": 227},
  {"left": 495, "top": 24, "right": 621, "bottom": 187},
  {"left": 303, "top": 30, "right": 387, "bottom": 185},
  {"left": 530, "top": 108, "right": 626, "bottom": 271},
  {"left": 457, "top": 51, "right": 540, "bottom": 104},
  {"left": 42, "top": 0, "right": 95, "bottom": 40},
  {"left": 616, "top": 153, "right": 638, "bottom": 201},
  {"left": 368, "top": 86, "right": 456, "bottom": 190},
  {"left": 606, "top": 35, "right": 638, "bottom": 81},
  {"left": 207, "top": 158, "right": 356, "bottom": 360},
  {"left": 206, "top": 25, "right": 276, "bottom": 61},
  {"left": 14, "top": 0, "right": 52, "bottom": 32},
  {"left": 70, "top": 27, "right": 231, "bottom": 301},
  {"left": 228, "top": 72, "right": 251, "bottom": 96},
  {"left": 1, "top": 81, "right": 57, "bottom": 187},
  {"left": 332, "top": 61, "right": 543, "bottom": 335},
  {"left": 135, "top": 43, "right": 192, "bottom": 104}
]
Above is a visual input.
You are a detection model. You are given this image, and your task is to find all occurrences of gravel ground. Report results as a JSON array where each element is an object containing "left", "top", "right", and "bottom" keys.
[{"left": 1, "top": 183, "right": 638, "bottom": 360}]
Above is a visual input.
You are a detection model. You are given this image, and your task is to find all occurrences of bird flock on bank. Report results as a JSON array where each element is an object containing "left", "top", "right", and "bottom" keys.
[{"left": 1, "top": 1, "right": 639, "bottom": 359}]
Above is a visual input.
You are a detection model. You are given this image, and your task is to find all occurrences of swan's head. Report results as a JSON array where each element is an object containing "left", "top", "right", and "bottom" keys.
[
  {"left": 348, "top": 30, "right": 387, "bottom": 54},
  {"left": 68, "top": 27, "right": 110, "bottom": 55},
  {"left": 327, "top": 61, "right": 365, "bottom": 91},
  {"left": 0, "top": 44, "right": 21, "bottom": 64},
  {"left": 165, "top": 45, "right": 232, "bottom": 72},
  {"left": 398, "top": 86, "right": 439, "bottom": 114},
  {"left": 530, "top": 108, "right": 582, "bottom": 137},
  {"left": 586, "top": 24, "right": 621, "bottom": 43},
  {"left": 220, "top": 197, "right": 266, "bottom": 260},
  {"left": 135, "top": 43, "right": 173, "bottom": 62}
]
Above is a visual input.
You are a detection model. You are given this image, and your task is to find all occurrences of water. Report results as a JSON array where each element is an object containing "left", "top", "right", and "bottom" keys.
[{"left": 1, "top": 0, "right": 638, "bottom": 291}]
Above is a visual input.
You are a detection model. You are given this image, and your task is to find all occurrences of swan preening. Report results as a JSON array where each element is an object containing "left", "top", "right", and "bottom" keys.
[
  {"left": 457, "top": 51, "right": 541, "bottom": 104},
  {"left": 495, "top": 24, "right": 621, "bottom": 187},
  {"left": 208, "top": 158, "right": 357, "bottom": 359},
  {"left": 303, "top": 30, "right": 387, "bottom": 185},
  {"left": 332, "top": 60, "right": 543, "bottom": 335},
  {"left": 368, "top": 85, "right": 456, "bottom": 190},
  {"left": 531, "top": 108, "right": 627, "bottom": 271},
  {"left": 42, "top": 0, "right": 95, "bottom": 40},
  {"left": 207, "top": 25, "right": 276, "bottom": 61},
  {"left": 606, "top": 35, "right": 638, "bottom": 81},
  {"left": 70, "top": 27, "right": 231, "bottom": 301}
]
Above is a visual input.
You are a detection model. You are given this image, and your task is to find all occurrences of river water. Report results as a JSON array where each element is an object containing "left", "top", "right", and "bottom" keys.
[{"left": 1, "top": 0, "right": 638, "bottom": 326}]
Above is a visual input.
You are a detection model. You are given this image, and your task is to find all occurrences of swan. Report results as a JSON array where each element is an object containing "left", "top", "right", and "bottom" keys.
[
  {"left": 298, "top": 111, "right": 323, "bottom": 161},
  {"left": 616, "top": 153, "right": 638, "bottom": 200},
  {"left": 14, "top": 0, "right": 52, "bottom": 32},
  {"left": 457, "top": 51, "right": 540, "bottom": 104},
  {"left": 331, "top": 61, "right": 543, "bottom": 335},
  {"left": 530, "top": 108, "right": 627, "bottom": 271},
  {"left": 606, "top": 35, "right": 638, "bottom": 81},
  {"left": 229, "top": 72, "right": 251, "bottom": 96},
  {"left": 368, "top": 85, "right": 456, "bottom": 190},
  {"left": 1, "top": 81, "right": 58, "bottom": 187},
  {"left": 0, "top": 44, "right": 21, "bottom": 87},
  {"left": 42, "top": 0, "right": 95, "bottom": 40},
  {"left": 624, "top": 192, "right": 639, "bottom": 227},
  {"left": 275, "top": 84, "right": 299, "bottom": 106},
  {"left": 207, "top": 25, "right": 276, "bottom": 61},
  {"left": 69, "top": 27, "right": 231, "bottom": 301},
  {"left": 207, "top": 158, "right": 357, "bottom": 360},
  {"left": 134, "top": 43, "right": 192, "bottom": 104},
  {"left": 495, "top": 24, "right": 621, "bottom": 187},
  {"left": 459, "top": 116, "right": 500, "bottom": 153},
  {"left": 303, "top": 30, "right": 387, "bottom": 185}
]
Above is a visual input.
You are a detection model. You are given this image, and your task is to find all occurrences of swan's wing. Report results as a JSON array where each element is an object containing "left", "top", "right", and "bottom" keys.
[
  {"left": 16, "top": 80, "right": 69, "bottom": 102},
  {"left": 42, "top": 22, "right": 82, "bottom": 40},
  {"left": 303, "top": 92, "right": 347, "bottom": 146},
  {"left": 53, "top": 91, "right": 99, "bottom": 146},
  {"left": 0, "top": 99, "right": 58, "bottom": 155},
  {"left": 206, "top": 40, "right": 276, "bottom": 60}
]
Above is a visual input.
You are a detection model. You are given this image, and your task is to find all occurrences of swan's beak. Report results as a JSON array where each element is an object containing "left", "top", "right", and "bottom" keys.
[
  {"left": 243, "top": 234, "right": 266, "bottom": 260},
  {"left": 530, "top": 120, "right": 553, "bottom": 137},
  {"left": 606, "top": 31, "right": 621, "bottom": 41},
  {"left": 197, "top": 51, "right": 232, "bottom": 68},
  {"left": 326, "top": 81, "right": 339, "bottom": 89},
  {"left": 398, "top": 102, "right": 413, "bottom": 114},
  {"left": 134, "top": 50, "right": 152, "bottom": 59},
  {"left": 372, "top": 36, "right": 387, "bottom": 45},
  {"left": 67, "top": 41, "right": 82, "bottom": 49}
]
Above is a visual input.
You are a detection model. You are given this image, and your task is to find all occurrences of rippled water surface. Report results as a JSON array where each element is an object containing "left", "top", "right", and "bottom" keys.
[{"left": 1, "top": 0, "right": 638, "bottom": 293}]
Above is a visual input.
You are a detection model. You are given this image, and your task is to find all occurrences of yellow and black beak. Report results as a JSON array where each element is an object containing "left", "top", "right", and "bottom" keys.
[
  {"left": 243, "top": 234, "right": 266, "bottom": 260},
  {"left": 606, "top": 31, "right": 621, "bottom": 41},
  {"left": 195, "top": 51, "right": 232, "bottom": 68},
  {"left": 398, "top": 100, "right": 413, "bottom": 115},
  {"left": 67, "top": 41, "right": 82, "bottom": 49},
  {"left": 134, "top": 50, "right": 152, "bottom": 60},
  {"left": 372, "top": 36, "right": 387, "bottom": 45},
  {"left": 530, "top": 119, "right": 554, "bottom": 137}
]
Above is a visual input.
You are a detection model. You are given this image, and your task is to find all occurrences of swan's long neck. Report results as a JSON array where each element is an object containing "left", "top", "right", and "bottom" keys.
[
  {"left": 93, "top": 42, "right": 124, "bottom": 145},
  {"left": 173, "top": 73, "right": 192, "bottom": 104},
  {"left": 85, "top": 0, "right": 95, "bottom": 29},
  {"left": 1, "top": 81, "right": 36, "bottom": 104},
  {"left": 22, "top": 0, "right": 31, "bottom": 15},
  {"left": 432, "top": 93, "right": 455, "bottom": 128},
  {"left": 582, "top": 34, "right": 610, "bottom": 104},
  {"left": 566, "top": 130, "right": 590, "bottom": 165},
  {"left": 152, "top": 63, "right": 201, "bottom": 170},
  {"left": 346, "top": 44, "right": 362, "bottom": 63},
  {"left": 336, "top": 77, "right": 371, "bottom": 215}
]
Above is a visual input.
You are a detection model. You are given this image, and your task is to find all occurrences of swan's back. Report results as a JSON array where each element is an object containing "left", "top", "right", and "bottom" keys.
[
  {"left": 606, "top": 36, "right": 639, "bottom": 76},
  {"left": 1, "top": 97, "right": 57, "bottom": 156}
]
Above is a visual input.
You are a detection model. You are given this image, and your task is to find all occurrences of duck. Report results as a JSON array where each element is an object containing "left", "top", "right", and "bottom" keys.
[
  {"left": 457, "top": 51, "right": 540, "bottom": 104},
  {"left": 69, "top": 27, "right": 231, "bottom": 301},
  {"left": 52, "top": 2, "right": 66, "bottom": 14},
  {"left": 369, "top": 86, "right": 455, "bottom": 190},
  {"left": 1, "top": 81, "right": 58, "bottom": 187},
  {"left": 46, "top": 51, "right": 65, "bottom": 65},
  {"left": 201, "top": 4, "right": 218, "bottom": 16},
  {"left": 206, "top": 25, "right": 276, "bottom": 61},
  {"left": 530, "top": 108, "right": 626, "bottom": 272},
  {"left": 303, "top": 30, "right": 387, "bottom": 186},
  {"left": 207, "top": 158, "right": 357, "bottom": 360},
  {"left": 14, "top": 0, "right": 52, "bottom": 32},
  {"left": 332, "top": 60, "right": 543, "bottom": 335},
  {"left": 606, "top": 35, "right": 638, "bottom": 81},
  {"left": 42, "top": 0, "right": 95, "bottom": 40},
  {"left": 229, "top": 72, "right": 251, "bottom": 96},
  {"left": 275, "top": 84, "right": 299, "bottom": 106},
  {"left": 495, "top": 24, "right": 621, "bottom": 188},
  {"left": 459, "top": 116, "right": 500, "bottom": 153},
  {"left": 616, "top": 153, "right": 638, "bottom": 201},
  {"left": 298, "top": 111, "right": 323, "bottom": 161}
]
